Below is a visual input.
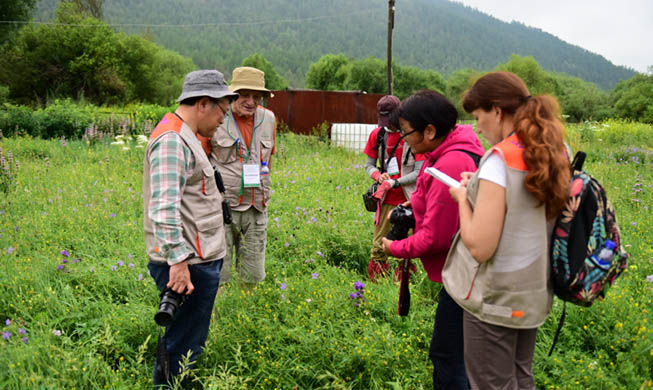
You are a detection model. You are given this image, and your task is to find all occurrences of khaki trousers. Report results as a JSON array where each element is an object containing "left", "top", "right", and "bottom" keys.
[
  {"left": 463, "top": 311, "right": 538, "bottom": 390},
  {"left": 370, "top": 202, "right": 397, "bottom": 262},
  {"left": 221, "top": 208, "right": 268, "bottom": 284}
]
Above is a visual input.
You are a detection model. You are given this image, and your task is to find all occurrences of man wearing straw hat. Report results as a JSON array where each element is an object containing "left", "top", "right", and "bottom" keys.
[
  {"left": 212, "top": 66, "right": 277, "bottom": 290},
  {"left": 144, "top": 69, "right": 238, "bottom": 387}
]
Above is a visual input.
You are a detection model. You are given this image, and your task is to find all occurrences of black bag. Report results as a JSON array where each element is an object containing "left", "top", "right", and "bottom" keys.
[{"left": 362, "top": 182, "right": 380, "bottom": 212}]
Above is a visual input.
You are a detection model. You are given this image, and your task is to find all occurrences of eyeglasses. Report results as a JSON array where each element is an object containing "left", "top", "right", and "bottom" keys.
[
  {"left": 217, "top": 101, "right": 230, "bottom": 115},
  {"left": 399, "top": 128, "right": 419, "bottom": 138}
]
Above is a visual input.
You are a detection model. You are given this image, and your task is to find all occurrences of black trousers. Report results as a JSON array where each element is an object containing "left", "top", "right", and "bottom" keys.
[{"left": 429, "top": 287, "right": 469, "bottom": 390}]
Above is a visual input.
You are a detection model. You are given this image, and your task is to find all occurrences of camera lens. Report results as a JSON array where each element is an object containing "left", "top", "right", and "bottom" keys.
[{"left": 154, "top": 290, "right": 183, "bottom": 326}]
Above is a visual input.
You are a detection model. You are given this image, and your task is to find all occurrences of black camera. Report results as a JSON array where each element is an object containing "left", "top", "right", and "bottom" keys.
[
  {"left": 213, "top": 166, "right": 232, "bottom": 225},
  {"left": 386, "top": 204, "right": 415, "bottom": 241},
  {"left": 154, "top": 288, "right": 188, "bottom": 326}
]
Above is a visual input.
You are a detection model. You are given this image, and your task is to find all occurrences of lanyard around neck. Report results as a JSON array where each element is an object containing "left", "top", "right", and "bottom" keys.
[{"left": 225, "top": 107, "right": 265, "bottom": 163}]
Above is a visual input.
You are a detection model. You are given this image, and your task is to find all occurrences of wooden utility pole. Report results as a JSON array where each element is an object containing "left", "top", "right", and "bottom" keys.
[{"left": 387, "top": 0, "right": 395, "bottom": 95}]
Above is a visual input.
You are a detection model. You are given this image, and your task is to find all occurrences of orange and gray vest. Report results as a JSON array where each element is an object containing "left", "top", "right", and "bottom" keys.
[
  {"left": 144, "top": 113, "right": 227, "bottom": 264},
  {"left": 442, "top": 134, "right": 552, "bottom": 329},
  {"left": 211, "top": 106, "right": 275, "bottom": 212}
]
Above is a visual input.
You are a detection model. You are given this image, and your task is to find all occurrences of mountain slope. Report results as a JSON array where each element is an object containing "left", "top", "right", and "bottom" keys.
[{"left": 35, "top": 0, "right": 635, "bottom": 89}]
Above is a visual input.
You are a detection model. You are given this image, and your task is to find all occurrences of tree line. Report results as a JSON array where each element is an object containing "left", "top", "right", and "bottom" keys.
[{"left": 0, "top": 1, "right": 651, "bottom": 126}]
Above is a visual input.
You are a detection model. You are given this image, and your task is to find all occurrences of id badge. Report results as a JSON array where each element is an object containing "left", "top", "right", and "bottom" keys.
[
  {"left": 243, "top": 163, "right": 261, "bottom": 188},
  {"left": 387, "top": 157, "right": 400, "bottom": 176}
]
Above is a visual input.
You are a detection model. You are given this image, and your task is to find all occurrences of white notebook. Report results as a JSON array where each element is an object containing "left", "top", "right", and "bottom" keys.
[{"left": 425, "top": 167, "right": 460, "bottom": 188}]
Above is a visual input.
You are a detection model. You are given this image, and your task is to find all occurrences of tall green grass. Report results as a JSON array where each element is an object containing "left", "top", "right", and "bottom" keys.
[{"left": 0, "top": 120, "right": 651, "bottom": 389}]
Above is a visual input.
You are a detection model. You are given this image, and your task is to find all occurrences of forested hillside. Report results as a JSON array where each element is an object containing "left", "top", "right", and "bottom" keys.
[{"left": 34, "top": 0, "right": 635, "bottom": 89}]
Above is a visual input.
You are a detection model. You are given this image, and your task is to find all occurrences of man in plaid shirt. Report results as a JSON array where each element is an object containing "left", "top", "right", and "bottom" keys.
[{"left": 144, "top": 69, "right": 237, "bottom": 388}]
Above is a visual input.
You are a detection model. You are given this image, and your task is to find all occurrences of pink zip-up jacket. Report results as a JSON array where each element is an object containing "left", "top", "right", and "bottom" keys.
[{"left": 390, "top": 124, "right": 484, "bottom": 283}]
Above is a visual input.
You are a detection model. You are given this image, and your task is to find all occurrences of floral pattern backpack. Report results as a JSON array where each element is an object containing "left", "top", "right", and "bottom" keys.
[{"left": 548, "top": 151, "right": 629, "bottom": 354}]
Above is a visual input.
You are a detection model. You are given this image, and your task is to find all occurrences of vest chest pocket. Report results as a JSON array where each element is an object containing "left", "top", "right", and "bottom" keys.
[
  {"left": 215, "top": 136, "right": 239, "bottom": 164},
  {"left": 201, "top": 166, "right": 217, "bottom": 196},
  {"left": 260, "top": 138, "right": 273, "bottom": 163}
]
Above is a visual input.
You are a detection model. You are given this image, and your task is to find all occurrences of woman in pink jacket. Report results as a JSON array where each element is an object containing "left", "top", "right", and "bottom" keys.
[{"left": 382, "top": 90, "right": 484, "bottom": 389}]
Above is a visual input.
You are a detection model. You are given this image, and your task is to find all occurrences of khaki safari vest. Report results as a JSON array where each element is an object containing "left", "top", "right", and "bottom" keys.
[
  {"left": 212, "top": 106, "right": 275, "bottom": 212},
  {"left": 442, "top": 134, "right": 552, "bottom": 329},
  {"left": 144, "top": 113, "right": 227, "bottom": 264}
]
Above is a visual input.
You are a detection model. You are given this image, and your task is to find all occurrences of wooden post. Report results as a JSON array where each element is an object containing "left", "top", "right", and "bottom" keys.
[{"left": 387, "top": 0, "right": 395, "bottom": 95}]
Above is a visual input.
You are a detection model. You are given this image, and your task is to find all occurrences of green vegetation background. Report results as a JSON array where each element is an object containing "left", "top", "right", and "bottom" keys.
[{"left": 0, "top": 120, "right": 651, "bottom": 389}]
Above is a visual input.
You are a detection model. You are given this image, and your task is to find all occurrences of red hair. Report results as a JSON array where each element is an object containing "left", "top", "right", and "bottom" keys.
[{"left": 462, "top": 72, "right": 570, "bottom": 219}]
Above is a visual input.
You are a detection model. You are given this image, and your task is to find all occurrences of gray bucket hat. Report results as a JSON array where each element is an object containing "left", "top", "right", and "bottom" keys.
[{"left": 176, "top": 70, "right": 239, "bottom": 102}]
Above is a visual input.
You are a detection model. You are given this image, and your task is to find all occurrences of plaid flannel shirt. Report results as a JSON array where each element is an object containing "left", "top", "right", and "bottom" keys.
[{"left": 147, "top": 132, "right": 196, "bottom": 265}]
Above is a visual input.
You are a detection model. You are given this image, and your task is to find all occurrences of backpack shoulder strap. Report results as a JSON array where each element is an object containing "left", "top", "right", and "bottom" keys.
[
  {"left": 376, "top": 127, "right": 387, "bottom": 172},
  {"left": 454, "top": 149, "right": 482, "bottom": 168}
]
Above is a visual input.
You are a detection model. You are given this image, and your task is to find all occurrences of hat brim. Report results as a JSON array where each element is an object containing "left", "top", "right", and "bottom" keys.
[
  {"left": 228, "top": 84, "right": 273, "bottom": 98},
  {"left": 176, "top": 89, "right": 239, "bottom": 103}
]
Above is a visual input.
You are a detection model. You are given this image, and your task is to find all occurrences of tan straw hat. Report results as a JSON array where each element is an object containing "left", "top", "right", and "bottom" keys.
[{"left": 228, "top": 67, "right": 272, "bottom": 97}]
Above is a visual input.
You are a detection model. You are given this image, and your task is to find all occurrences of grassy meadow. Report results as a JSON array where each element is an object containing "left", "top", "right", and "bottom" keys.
[{"left": 0, "top": 120, "right": 651, "bottom": 389}]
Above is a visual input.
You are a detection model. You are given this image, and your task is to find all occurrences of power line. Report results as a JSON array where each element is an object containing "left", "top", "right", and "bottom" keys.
[{"left": 0, "top": 8, "right": 381, "bottom": 28}]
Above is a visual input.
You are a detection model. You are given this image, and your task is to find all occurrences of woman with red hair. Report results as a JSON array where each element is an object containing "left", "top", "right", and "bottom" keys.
[{"left": 443, "top": 71, "right": 570, "bottom": 390}]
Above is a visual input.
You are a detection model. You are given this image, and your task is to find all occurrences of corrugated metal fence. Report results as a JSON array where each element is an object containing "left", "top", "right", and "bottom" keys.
[{"left": 267, "top": 89, "right": 384, "bottom": 136}]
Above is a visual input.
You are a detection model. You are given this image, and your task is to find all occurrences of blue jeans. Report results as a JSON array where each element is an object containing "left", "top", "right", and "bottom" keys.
[
  {"left": 429, "top": 287, "right": 469, "bottom": 390},
  {"left": 148, "top": 260, "right": 222, "bottom": 388}
]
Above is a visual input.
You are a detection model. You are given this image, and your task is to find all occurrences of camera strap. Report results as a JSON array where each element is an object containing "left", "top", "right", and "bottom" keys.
[{"left": 155, "top": 327, "right": 171, "bottom": 384}]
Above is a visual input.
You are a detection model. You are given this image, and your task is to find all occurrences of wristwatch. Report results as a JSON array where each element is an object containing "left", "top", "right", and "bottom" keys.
[{"left": 392, "top": 180, "right": 401, "bottom": 188}]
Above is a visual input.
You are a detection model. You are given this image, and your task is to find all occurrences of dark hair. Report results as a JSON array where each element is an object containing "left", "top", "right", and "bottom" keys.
[
  {"left": 179, "top": 96, "right": 222, "bottom": 107},
  {"left": 397, "top": 90, "right": 458, "bottom": 138},
  {"left": 388, "top": 107, "right": 400, "bottom": 130},
  {"left": 462, "top": 71, "right": 570, "bottom": 219}
]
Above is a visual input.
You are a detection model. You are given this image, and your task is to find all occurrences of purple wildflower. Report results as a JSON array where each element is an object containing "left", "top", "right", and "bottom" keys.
[
  {"left": 18, "top": 328, "right": 26, "bottom": 335},
  {"left": 5, "top": 319, "right": 10, "bottom": 326},
  {"left": 2, "top": 331, "right": 10, "bottom": 340},
  {"left": 72, "top": 258, "right": 80, "bottom": 263},
  {"left": 128, "top": 263, "right": 135, "bottom": 268},
  {"left": 117, "top": 260, "right": 124, "bottom": 267},
  {"left": 110, "top": 265, "right": 117, "bottom": 271},
  {"left": 63, "top": 259, "right": 68, "bottom": 264},
  {"left": 110, "top": 213, "right": 116, "bottom": 218},
  {"left": 280, "top": 283, "right": 287, "bottom": 290},
  {"left": 284, "top": 242, "right": 289, "bottom": 248},
  {"left": 52, "top": 330, "right": 62, "bottom": 336},
  {"left": 7, "top": 247, "right": 14, "bottom": 255},
  {"left": 316, "top": 251, "right": 324, "bottom": 257},
  {"left": 354, "top": 281, "right": 365, "bottom": 291},
  {"left": 138, "top": 274, "right": 143, "bottom": 281},
  {"left": 57, "top": 265, "right": 65, "bottom": 271},
  {"left": 128, "top": 254, "right": 133, "bottom": 259},
  {"left": 646, "top": 275, "right": 653, "bottom": 283},
  {"left": 61, "top": 250, "right": 70, "bottom": 257},
  {"left": 349, "top": 293, "right": 357, "bottom": 299},
  {"left": 312, "top": 273, "right": 319, "bottom": 279},
  {"left": 22, "top": 337, "right": 28, "bottom": 343}
]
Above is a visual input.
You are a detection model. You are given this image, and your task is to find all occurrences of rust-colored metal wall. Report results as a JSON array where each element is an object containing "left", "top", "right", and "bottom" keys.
[{"left": 266, "top": 90, "right": 384, "bottom": 135}]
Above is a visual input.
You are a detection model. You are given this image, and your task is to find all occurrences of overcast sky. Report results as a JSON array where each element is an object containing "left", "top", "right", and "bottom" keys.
[{"left": 453, "top": 0, "right": 652, "bottom": 74}]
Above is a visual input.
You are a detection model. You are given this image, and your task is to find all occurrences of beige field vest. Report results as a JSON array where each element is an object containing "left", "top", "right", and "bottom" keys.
[
  {"left": 442, "top": 134, "right": 552, "bottom": 329},
  {"left": 144, "top": 113, "right": 227, "bottom": 264},
  {"left": 212, "top": 106, "right": 275, "bottom": 212}
]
